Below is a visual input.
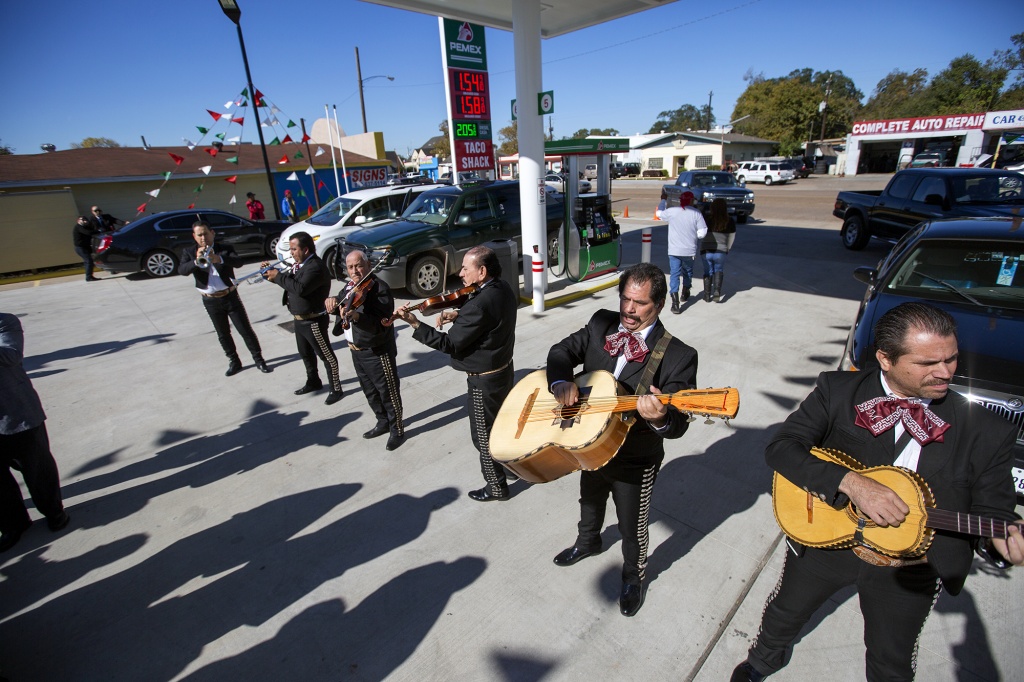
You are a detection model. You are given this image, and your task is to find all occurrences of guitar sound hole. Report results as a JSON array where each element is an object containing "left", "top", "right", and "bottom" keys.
[{"left": 555, "top": 403, "right": 583, "bottom": 420}]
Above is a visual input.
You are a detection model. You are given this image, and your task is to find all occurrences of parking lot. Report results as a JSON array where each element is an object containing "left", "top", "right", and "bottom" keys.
[{"left": 1, "top": 175, "right": 1021, "bottom": 681}]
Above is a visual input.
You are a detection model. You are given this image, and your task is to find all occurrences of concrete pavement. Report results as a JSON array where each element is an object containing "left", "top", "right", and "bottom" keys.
[{"left": 0, "top": 212, "right": 1021, "bottom": 681}]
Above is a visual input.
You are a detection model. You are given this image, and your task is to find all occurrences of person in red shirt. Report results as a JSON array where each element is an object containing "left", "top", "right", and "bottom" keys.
[{"left": 245, "top": 192, "right": 265, "bottom": 220}]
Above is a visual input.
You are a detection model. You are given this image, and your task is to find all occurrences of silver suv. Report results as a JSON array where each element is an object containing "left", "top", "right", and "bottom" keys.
[{"left": 735, "top": 161, "right": 794, "bottom": 185}]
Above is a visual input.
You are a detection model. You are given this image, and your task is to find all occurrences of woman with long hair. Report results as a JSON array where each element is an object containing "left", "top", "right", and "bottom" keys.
[{"left": 700, "top": 198, "right": 737, "bottom": 302}]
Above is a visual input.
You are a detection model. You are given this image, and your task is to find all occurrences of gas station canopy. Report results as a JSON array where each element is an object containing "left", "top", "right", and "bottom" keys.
[{"left": 361, "top": 0, "right": 678, "bottom": 38}]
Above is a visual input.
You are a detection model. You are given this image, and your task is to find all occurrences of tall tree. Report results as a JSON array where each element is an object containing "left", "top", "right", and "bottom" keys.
[
  {"left": 70, "top": 137, "right": 121, "bottom": 149},
  {"left": 497, "top": 121, "right": 517, "bottom": 156},
  {"left": 992, "top": 32, "right": 1024, "bottom": 88},
  {"left": 0, "top": 139, "right": 12, "bottom": 155},
  {"left": 860, "top": 69, "right": 931, "bottom": 120},
  {"left": 647, "top": 104, "right": 711, "bottom": 134},
  {"left": 923, "top": 55, "right": 1006, "bottom": 113},
  {"left": 434, "top": 120, "right": 451, "bottom": 160},
  {"left": 565, "top": 127, "right": 620, "bottom": 139}
]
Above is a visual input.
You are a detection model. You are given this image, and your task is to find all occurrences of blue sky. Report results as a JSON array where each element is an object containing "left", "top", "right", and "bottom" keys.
[{"left": 2, "top": 0, "right": 1022, "bottom": 158}]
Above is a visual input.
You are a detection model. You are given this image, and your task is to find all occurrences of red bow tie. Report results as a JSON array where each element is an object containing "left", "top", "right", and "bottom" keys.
[
  {"left": 854, "top": 396, "right": 950, "bottom": 445},
  {"left": 603, "top": 331, "right": 650, "bottom": 363}
]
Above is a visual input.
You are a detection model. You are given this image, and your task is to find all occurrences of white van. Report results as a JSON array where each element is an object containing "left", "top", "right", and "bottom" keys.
[
  {"left": 275, "top": 184, "right": 432, "bottom": 271},
  {"left": 734, "top": 161, "right": 794, "bottom": 185}
]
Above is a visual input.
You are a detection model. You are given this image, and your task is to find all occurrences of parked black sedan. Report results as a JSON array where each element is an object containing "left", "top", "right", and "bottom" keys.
[
  {"left": 94, "top": 209, "right": 290, "bottom": 278},
  {"left": 839, "top": 217, "right": 1024, "bottom": 499}
]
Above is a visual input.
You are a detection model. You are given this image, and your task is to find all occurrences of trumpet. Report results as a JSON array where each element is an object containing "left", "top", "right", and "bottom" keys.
[
  {"left": 235, "top": 259, "right": 287, "bottom": 285},
  {"left": 195, "top": 246, "right": 213, "bottom": 268}
]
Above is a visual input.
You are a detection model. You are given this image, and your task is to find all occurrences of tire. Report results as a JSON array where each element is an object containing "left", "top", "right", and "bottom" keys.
[
  {"left": 143, "top": 249, "right": 177, "bottom": 278},
  {"left": 547, "top": 232, "right": 560, "bottom": 265},
  {"left": 265, "top": 235, "right": 280, "bottom": 258},
  {"left": 737, "top": 214, "right": 748, "bottom": 224},
  {"left": 408, "top": 254, "right": 444, "bottom": 297},
  {"left": 764, "top": 175, "right": 773, "bottom": 186},
  {"left": 841, "top": 215, "right": 870, "bottom": 250},
  {"left": 323, "top": 245, "right": 340, "bottom": 279},
  {"left": 736, "top": 175, "right": 746, "bottom": 183}
]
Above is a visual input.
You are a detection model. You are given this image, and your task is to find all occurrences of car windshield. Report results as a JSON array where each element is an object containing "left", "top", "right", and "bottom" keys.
[
  {"left": 690, "top": 173, "right": 741, "bottom": 187},
  {"left": 885, "top": 239, "right": 1024, "bottom": 310},
  {"left": 951, "top": 174, "right": 1024, "bottom": 204},
  {"left": 307, "top": 196, "right": 360, "bottom": 226},
  {"left": 402, "top": 191, "right": 460, "bottom": 224}
]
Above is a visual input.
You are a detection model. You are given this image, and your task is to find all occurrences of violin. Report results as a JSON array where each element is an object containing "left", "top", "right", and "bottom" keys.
[
  {"left": 332, "top": 278, "right": 373, "bottom": 335},
  {"left": 383, "top": 284, "right": 477, "bottom": 327}
]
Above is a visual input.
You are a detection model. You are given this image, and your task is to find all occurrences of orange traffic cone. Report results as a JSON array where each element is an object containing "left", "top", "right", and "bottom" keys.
[{"left": 623, "top": 205, "right": 629, "bottom": 218}]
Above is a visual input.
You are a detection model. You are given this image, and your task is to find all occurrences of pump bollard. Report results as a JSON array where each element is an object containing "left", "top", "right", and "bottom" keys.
[
  {"left": 641, "top": 227, "right": 652, "bottom": 263},
  {"left": 532, "top": 245, "right": 546, "bottom": 313}
]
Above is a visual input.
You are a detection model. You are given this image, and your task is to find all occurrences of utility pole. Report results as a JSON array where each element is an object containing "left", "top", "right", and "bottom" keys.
[
  {"left": 707, "top": 90, "right": 714, "bottom": 130},
  {"left": 819, "top": 74, "right": 833, "bottom": 144},
  {"left": 547, "top": 116, "right": 554, "bottom": 141}
]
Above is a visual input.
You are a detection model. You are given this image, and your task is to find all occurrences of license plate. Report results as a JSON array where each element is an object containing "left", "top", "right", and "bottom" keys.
[{"left": 1013, "top": 467, "right": 1024, "bottom": 498}]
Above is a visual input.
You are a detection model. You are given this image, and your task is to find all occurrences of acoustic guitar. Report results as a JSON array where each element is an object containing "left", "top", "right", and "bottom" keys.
[
  {"left": 490, "top": 370, "right": 740, "bottom": 484},
  {"left": 773, "top": 447, "right": 1019, "bottom": 558}
]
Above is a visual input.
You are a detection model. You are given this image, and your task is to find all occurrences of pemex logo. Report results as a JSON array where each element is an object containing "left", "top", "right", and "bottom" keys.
[{"left": 458, "top": 22, "right": 473, "bottom": 42}]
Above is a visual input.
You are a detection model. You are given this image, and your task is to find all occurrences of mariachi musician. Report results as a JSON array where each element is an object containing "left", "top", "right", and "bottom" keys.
[
  {"left": 546, "top": 262, "right": 698, "bottom": 618},
  {"left": 326, "top": 250, "right": 405, "bottom": 450},
  {"left": 394, "top": 245, "right": 517, "bottom": 502}
]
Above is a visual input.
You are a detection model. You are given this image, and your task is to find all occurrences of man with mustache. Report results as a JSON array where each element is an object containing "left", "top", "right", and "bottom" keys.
[
  {"left": 546, "top": 262, "right": 698, "bottom": 617},
  {"left": 732, "top": 302, "right": 1023, "bottom": 681}
]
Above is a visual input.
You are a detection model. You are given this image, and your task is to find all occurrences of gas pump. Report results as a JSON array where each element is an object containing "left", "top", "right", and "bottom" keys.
[{"left": 545, "top": 138, "right": 630, "bottom": 282}]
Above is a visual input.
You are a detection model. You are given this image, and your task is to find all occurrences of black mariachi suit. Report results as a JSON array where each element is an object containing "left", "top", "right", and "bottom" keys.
[
  {"left": 339, "top": 276, "right": 403, "bottom": 436},
  {"left": 178, "top": 243, "right": 263, "bottom": 363},
  {"left": 412, "top": 278, "right": 517, "bottom": 494},
  {"left": 747, "top": 370, "right": 1018, "bottom": 681},
  {"left": 547, "top": 309, "right": 698, "bottom": 585},
  {"left": 272, "top": 255, "right": 341, "bottom": 392}
]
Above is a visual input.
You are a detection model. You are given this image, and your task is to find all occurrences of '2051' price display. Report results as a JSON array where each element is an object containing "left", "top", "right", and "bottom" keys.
[{"left": 449, "top": 68, "right": 490, "bottom": 120}]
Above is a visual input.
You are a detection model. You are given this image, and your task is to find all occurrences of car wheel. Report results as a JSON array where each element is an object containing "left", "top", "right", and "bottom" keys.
[
  {"left": 408, "top": 254, "right": 444, "bottom": 297},
  {"left": 144, "top": 249, "right": 177, "bottom": 277},
  {"left": 547, "top": 231, "right": 559, "bottom": 265},
  {"left": 265, "top": 235, "right": 280, "bottom": 258},
  {"left": 841, "top": 215, "right": 870, "bottom": 250},
  {"left": 736, "top": 175, "right": 745, "bottom": 183},
  {"left": 764, "top": 176, "right": 773, "bottom": 186},
  {"left": 737, "top": 214, "right": 748, "bottom": 224}
]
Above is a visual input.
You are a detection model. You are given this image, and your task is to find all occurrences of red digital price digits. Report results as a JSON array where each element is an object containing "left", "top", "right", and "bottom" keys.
[{"left": 449, "top": 68, "right": 490, "bottom": 119}]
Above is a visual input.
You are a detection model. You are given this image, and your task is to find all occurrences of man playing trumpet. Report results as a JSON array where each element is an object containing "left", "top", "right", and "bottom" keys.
[{"left": 178, "top": 221, "right": 271, "bottom": 376}]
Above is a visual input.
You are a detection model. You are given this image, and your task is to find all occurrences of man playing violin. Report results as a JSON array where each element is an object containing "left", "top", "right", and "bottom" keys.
[
  {"left": 326, "top": 251, "right": 405, "bottom": 450},
  {"left": 178, "top": 221, "right": 271, "bottom": 377},
  {"left": 732, "top": 302, "right": 1023, "bottom": 682},
  {"left": 394, "top": 245, "right": 517, "bottom": 502},
  {"left": 546, "top": 262, "right": 698, "bottom": 617}
]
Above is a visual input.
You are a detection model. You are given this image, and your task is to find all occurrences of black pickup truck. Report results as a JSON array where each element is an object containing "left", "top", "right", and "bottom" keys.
[
  {"left": 662, "top": 170, "right": 756, "bottom": 223},
  {"left": 340, "top": 181, "right": 565, "bottom": 297},
  {"left": 833, "top": 168, "right": 1024, "bottom": 249}
]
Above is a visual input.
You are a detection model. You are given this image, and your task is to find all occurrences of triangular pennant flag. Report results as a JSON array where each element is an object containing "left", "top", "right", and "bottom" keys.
[
  {"left": 271, "top": 106, "right": 281, "bottom": 114},
  {"left": 294, "top": 151, "right": 304, "bottom": 159},
  {"left": 187, "top": 203, "right": 195, "bottom": 209},
  {"left": 229, "top": 195, "right": 237, "bottom": 205},
  {"left": 286, "top": 172, "right": 299, "bottom": 181},
  {"left": 301, "top": 133, "right": 311, "bottom": 143},
  {"left": 287, "top": 120, "right": 297, "bottom": 128},
  {"left": 270, "top": 118, "right": 280, "bottom": 126},
  {"left": 225, "top": 101, "right": 234, "bottom": 109},
  {"left": 227, "top": 136, "right": 240, "bottom": 142},
  {"left": 162, "top": 171, "right": 172, "bottom": 180},
  {"left": 225, "top": 156, "right": 238, "bottom": 165},
  {"left": 255, "top": 98, "right": 266, "bottom": 107},
  {"left": 225, "top": 176, "right": 237, "bottom": 184},
  {"left": 315, "top": 146, "right": 325, "bottom": 156},
  {"left": 196, "top": 126, "right": 208, "bottom": 134},
  {"left": 232, "top": 117, "right": 244, "bottom": 125},
  {"left": 207, "top": 109, "right": 224, "bottom": 121},
  {"left": 282, "top": 135, "right": 293, "bottom": 144},
  {"left": 278, "top": 155, "right": 289, "bottom": 165},
  {"left": 137, "top": 203, "right": 148, "bottom": 212},
  {"left": 317, "top": 180, "right": 326, "bottom": 189},
  {"left": 215, "top": 132, "right": 225, "bottom": 140},
  {"left": 235, "top": 97, "right": 245, "bottom": 107},
  {"left": 269, "top": 137, "right": 280, "bottom": 145},
  {"left": 308, "top": 206, "right": 313, "bottom": 217},
  {"left": 241, "top": 87, "right": 249, "bottom": 97},
  {"left": 305, "top": 166, "right": 316, "bottom": 175},
  {"left": 261, "top": 118, "right": 272, "bottom": 127},
  {"left": 193, "top": 184, "right": 204, "bottom": 193},
  {"left": 200, "top": 165, "right": 212, "bottom": 175},
  {"left": 146, "top": 189, "right": 160, "bottom": 198},
  {"left": 182, "top": 138, "right": 195, "bottom": 150},
  {"left": 254, "top": 89, "right": 264, "bottom": 101},
  {"left": 298, "top": 189, "right": 306, "bottom": 197},
  {"left": 205, "top": 147, "right": 219, "bottom": 157},
  {"left": 169, "top": 152, "right": 184, "bottom": 165}
]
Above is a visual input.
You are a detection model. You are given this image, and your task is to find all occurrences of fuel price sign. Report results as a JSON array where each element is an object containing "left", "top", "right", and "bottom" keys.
[{"left": 449, "top": 68, "right": 490, "bottom": 120}]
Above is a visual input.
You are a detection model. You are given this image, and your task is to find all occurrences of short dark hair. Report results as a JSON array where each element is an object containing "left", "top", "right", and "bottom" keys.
[
  {"left": 619, "top": 262, "right": 667, "bottom": 306},
  {"left": 467, "top": 245, "right": 501, "bottom": 278},
  {"left": 290, "top": 231, "right": 316, "bottom": 253},
  {"left": 874, "top": 302, "right": 957, "bottom": 362},
  {"left": 246, "top": 192, "right": 255, "bottom": 197},
  {"left": 192, "top": 220, "right": 210, "bottom": 230}
]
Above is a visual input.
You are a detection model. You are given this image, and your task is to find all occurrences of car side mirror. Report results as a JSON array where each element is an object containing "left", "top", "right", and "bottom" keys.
[
  {"left": 354, "top": 215, "right": 367, "bottom": 225},
  {"left": 457, "top": 214, "right": 472, "bottom": 225},
  {"left": 853, "top": 266, "right": 878, "bottom": 286},
  {"left": 923, "top": 194, "right": 945, "bottom": 207}
]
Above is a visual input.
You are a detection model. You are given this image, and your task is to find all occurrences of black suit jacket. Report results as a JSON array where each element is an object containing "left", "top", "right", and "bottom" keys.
[
  {"left": 177, "top": 243, "right": 243, "bottom": 286},
  {"left": 273, "top": 255, "right": 331, "bottom": 316},
  {"left": 767, "top": 370, "right": 1018, "bottom": 594},
  {"left": 340, "top": 275, "right": 396, "bottom": 351},
  {"left": 547, "top": 309, "right": 698, "bottom": 482}
]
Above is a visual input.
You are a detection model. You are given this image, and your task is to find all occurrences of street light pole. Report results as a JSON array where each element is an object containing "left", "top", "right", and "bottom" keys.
[
  {"left": 819, "top": 74, "right": 833, "bottom": 145},
  {"left": 355, "top": 47, "right": 394, "bottom": 134},
  {"left": 720, "top": 114, "right": 751, "bottom": 170},
  {"left": 217, "top": 0, "right": 280, "bottom": 220}
]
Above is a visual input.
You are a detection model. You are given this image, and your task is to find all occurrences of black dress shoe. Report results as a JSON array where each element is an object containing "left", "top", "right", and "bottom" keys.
[
  {"left": 363, "top": 423, "right": 389, "bottom": 439},
  {"left": 225, "top": 359, "right": 243, "bottom": 376},
  {"left": 467, "top": 486, "right": 509, "bottom": 502},
  {"left": 0, "top": 520, "right": 31, "bottom": 553},
  {"left": 386, "top": 433, "right": 405, "bottom": 451},
  {"left": 619, "top": 582, "right": 645, "bottom": 617},
  {"left": 254, "top": 358, "right": 272, "bottom": 373},
  {"left": 47, "top": 511, "right": 70, "bottom": 532},
  {"left": 553, "top": 545, "right": 600, "bottom": 567},
  {"left": 324, "top": 390, "right": 343, "bottom": 405},
  {"left": 730, "top": 661, "right": 767, "bottom": 682},
  {"left": 294, "top": 383, "right": 323, "bottom": 395}
]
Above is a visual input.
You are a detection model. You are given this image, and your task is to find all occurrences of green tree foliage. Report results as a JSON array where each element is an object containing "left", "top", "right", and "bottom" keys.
[
  {"left": 565, "top": 127, "right": 620, "bottom": 139},
  {"left": 70, "top": 137, "right": 121, "bottom": 149},
  {"left": 646, "top": 104, "right": 713, "bottom": 134},
  {"left": 0, "top": 139, "right": 12, "bottom": 155},
  {"left": 860, "top": 69, "right": 931, "bottom": 120},
  {"left": 923, "top": 55, "right": 1006, "bottom": 113},
  {"left": 434, "top": 120, "right": 451, "bottom": 160},
  {"left": 497, "top": 121, "right": 517, "bottom": 156}
]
